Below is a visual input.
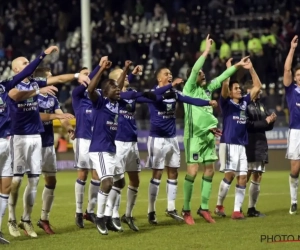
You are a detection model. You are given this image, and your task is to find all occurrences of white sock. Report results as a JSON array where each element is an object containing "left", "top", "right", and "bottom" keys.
[
  {"left": 289, "top": 174, "right": 299, "bottom": 204},
  {"left": 22, "top": 176, "right": 40, "bottom": 221},
  {"left": 126, "top": 186, "right": 138, "bottom": 217},
  {"left": 104, "top": 187, "right": 120, "bottom": 217},
  {"left": 248, "top": 181, "right": 260, "bottom": 208},
  {"left": 0, "top": 194, "right": 9, "bottom": 231},
  {"left": 112, "top": 193, "right": 121, "bottom": 218},
  {"left": 234, "top": 185, "right": 246, "bottom": 212},
  {"left": 8, "top": 176, "right": 23, "bottom": 221},
  {"left": 148, "top": 178, "right": 160, "bottom": 213},
  {"left": 87, "top": 179, "right": 100, "bottom": 213},
  {"left": 41, "top": 186, "right": 55, "bottom": 221},
  {"left": 97, "top": 191, "right": 109, "bottom": 218},
  {"left": 75, "top": 179, "right": 86, "bottom": 213},
  {"left": 217, "top": 178, "right": 231, "bottom": 206},
  {"left": 166, "top": 179, "right": 177, "bottom": 211}
]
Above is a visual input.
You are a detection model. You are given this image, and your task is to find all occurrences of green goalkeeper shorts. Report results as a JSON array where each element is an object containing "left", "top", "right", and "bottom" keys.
[{"left": 184, "top": 133, "right": 218, "bottom": 164}]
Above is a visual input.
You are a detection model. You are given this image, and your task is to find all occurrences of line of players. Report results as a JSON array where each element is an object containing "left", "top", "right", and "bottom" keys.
[{"left": 0, "top": 34, "right": 299, "bottom": 243}]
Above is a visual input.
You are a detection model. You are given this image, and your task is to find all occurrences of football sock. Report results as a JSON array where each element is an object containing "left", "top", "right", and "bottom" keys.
[
  {"left": 167, "top": 179, "right": 177, "bottom": 211},
  {"left": 0, "top": 194, "right": 9, "bottom": 230},
  {"left": 289, "top": 173, "right": 299, "bottom": 204},
  {"left": 41, "top": 185, "right": 55, "bottom": 221},
  {"left": 217, "top": 178, "right": 232, "bottom": 206},
  {"left": 22, "top": 176, "right": 39, "bottom": 221},
  {"left": 148, "top": 178, "right": 160, "bottom": 213},
  {"left": 201, "top": 175, "right": 213, "bottom": 210},
  {"left": 104, "top": 187, "right": 120, "bottom": 217},
  {"left": 75, "top": 179, "right": 85, "bottom": 213},
  {"left": 8, "top": 176, "right": 22, "bottom": 221},
  {"left": 234, "top": 185, "right": 246, "bottom": 212},
  {"left": 87, "top": 179, "right": 100, "bottom": 213},
  {"left": 183, "top": 174, "right": 195, "bottom": 211},
  {"left": 248, "top": 181, "right": 260, "bottom": 208},
  {"left": 96, "top": 190, "right": 109, "bottom": 218},
  {"left": 126, "top": 186, "right": 138, "bottom": 217}
]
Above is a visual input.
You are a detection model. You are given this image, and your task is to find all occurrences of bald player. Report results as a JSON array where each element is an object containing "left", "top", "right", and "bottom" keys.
[{"left": 6, "top": 46, "right": 90, "bottom": 238}]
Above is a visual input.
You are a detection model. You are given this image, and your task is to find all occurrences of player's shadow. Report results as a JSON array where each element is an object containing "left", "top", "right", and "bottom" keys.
[{"left": 263, "top": 208, "right": 291, "bottom": 216}]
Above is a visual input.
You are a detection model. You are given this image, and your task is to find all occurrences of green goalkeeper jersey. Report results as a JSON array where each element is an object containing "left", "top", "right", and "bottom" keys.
[{"left": 183, "top": 56, "right": 237, "bottom": 138}]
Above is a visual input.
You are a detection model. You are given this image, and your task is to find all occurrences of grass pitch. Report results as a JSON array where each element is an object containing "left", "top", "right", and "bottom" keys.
[{"left": 1, "top": 170, "right": 299, "bottom": 250}]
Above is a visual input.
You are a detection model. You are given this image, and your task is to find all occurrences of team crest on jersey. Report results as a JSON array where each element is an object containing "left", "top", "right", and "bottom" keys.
[
  {"left": 27, "top": 97, "right": 34, "bottom": 103},
  {"left": 49, "top": 98, "right": 55, "bottom": 107},
  {"left": 31, "top": 82, "right": 39, "bottom": 90},
  {"left": 240, "top": 101, "right": 247, "bottom": 110},
  {"left": 166, "top": 103, "right": 173, "bottom": 111},
  {"left": 0, "top": 84, "right": 5, "bottom": 94},
  {"left": 205, "top": 90, "right": 211, "bottom": 97},
  {"left": 17, "top": 166, "right": 23, "bottom": 173},
  {"left": 126, "top": 103, "right": 133, "bottom": 112},
  {"left": 193, "top": 153, "right": 199, "bottom": 160}
]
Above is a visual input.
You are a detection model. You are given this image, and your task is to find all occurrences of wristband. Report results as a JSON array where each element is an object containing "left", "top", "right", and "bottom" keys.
[
  {"left": 35, "top": 89, "right": 40, "bottom": 95},
  {"left": 74, "top": 73, "right": 79, "bottom": 79}
]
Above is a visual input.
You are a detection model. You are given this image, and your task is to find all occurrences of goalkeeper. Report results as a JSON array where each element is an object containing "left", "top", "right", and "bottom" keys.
[{"left": 182, "top": 35, "right": 244, "bottom": 224}]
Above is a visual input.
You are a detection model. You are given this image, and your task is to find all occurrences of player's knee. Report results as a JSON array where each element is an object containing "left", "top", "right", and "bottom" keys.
[
  {"left": 44, "top": 175, "right": 57, "bottom": 188},
  {"left": 27, "top": 174, "right": 40, "bottom": 188},
  {"left": 113, "top": 175, "right": 125, "bottom": 189},
  {"left": 11, "top": 176, "right": 23, "bottom": 193},
  {"left": 204, "top": 164, "right": 215, "bottom": 177},
  {"left": 167, "top": 167, "right": 178, "bottom": 179},
  {"left": 236, "top": 174, "right": 247, "bottom": 185},
  {"left": 290, "top": 160, "right": 300, "bottom": 175},
  {"left": 78, "top": 169, "right": 88, "bottom": 181},
  {"left": 252, "top": 172, "right": 262, "bottom": 183},
  {"left": 224, "top": 172, "right": 235, "bottom": 182},
  {"left": 187, "top": 163, "right": 199, "bottom": 177},
  {"left": 101, "top": 177, "right": 113, "bottom": 193},
  {"left": 128, "top": 172, "right": 140, "bottom": 187},
  {"left": 152, "top": 169, "right": 163, "bottom": 180}
]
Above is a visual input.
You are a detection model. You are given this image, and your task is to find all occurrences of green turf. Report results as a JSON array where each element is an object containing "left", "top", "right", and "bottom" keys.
[{"left": 1, "top": 170, "right": 299, "bottom": 250}]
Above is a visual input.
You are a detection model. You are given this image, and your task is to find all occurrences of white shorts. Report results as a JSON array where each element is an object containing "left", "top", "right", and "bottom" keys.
[
  {"left": 89, "top": 152, "right": 116, "bottom": 180},
  {"left": 13, "top": 134, "right": 42, "bottom": 175},
  {"left": 0, "top": 137, "right": 13, "bottom": 178},
  {"left": 73, "top": 138, "right": 92, "bottom": 169},
  {"left": 248, "top": 162, "right": 265, "bottom": 173},
  {"left": 219, "top": 143, "right": 248, "bottom": 176},
  {"left": 115, "top": 141, "right": 141, "bottom": 172},
  {"left": 146, "top": 136, "right": 180, "bottom": 170},
  {"left": 286, "top": 129, "right": 300, "bottom": 160},
  {"left": 41, "top": 146, "right": 57, "bottom": 176}
]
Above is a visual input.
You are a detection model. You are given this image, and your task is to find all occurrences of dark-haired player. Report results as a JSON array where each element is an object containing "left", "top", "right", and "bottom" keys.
[
  {"left": 72, "top": 63, "right": 103, "bottom": 228},
  {"left": 283, "top": 35, "right": 300, "bottom": 214},
  {"left": 6, "top": 46, "right": 90, "bottom": 238},
  {"left": 182, "top": 36, "right": 241, "bottom": 225},
  {"left": 146, "top": 66, "right": 218, "bottom": 224},
  {"left": 244, "top": 80, "right": 276, "bottom": 217},
  {"left": 216, "top": 58, "right": 261, "bottom": 220}
]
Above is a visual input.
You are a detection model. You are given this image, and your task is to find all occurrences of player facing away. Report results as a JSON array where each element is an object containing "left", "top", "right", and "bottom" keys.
[
  {"left": 146, "top": 67, "right": 216, "bottom": 224},
  {"left": 182, "top": 35, "right": 243, "bottom": 224},
  {"left": 34, "top": 67, "right": 78, "bottom": 234},
  {"left": 283, "top": 35, "right": 300, "bottom": 214},
  {"left": 72, "top": 63, "right": 104, "bottom": 228},
  {"left": 244, "top": 80, "right": 276, "bottom": 217},
  {"left": 6, "top": 46, "right": 90, "bottom": 238},
  {"left": 216, "top": 58, "right": 262, "bottom": 219}
]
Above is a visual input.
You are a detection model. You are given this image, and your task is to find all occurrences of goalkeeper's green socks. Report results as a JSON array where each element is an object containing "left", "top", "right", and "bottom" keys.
[
  {"left": 201, "top": 175, "right": 213, "bottom": 210},
  {"left": 183, "top": 174, "right": 195, "bottom": 211}
]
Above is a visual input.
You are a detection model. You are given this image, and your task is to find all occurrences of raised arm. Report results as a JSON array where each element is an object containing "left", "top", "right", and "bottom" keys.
[
  {"left": 246, "top": 61, "right": 262, "bottom": 100},
  {"left": 47, "top": 73, "right": 90, "bottom": 87},
  {"left": 8, "top": 46, "right": 58, "bottom": 89},
  {"left": 154, "top": 78, "right": 183, "bottom": 95},
  {"left": 220, "top": 58, "right": 233, "bottom": 98},
  {"left": 283, "top": 36, "right": 298, "bottom": 87},
  {"left": 184, "top": 34, "right": 213, "bottom": 93},
  {"left": 9, "top": 85, "right": 58, "bottom": 102},
  {"left": 40, "top": 112, "right": 74, "bottom": 122},
  {"left": 88, "top": 59, "right": 110, "bottom": 103},
  {"left": 117, "top": 60, "right": 132, "bottom": 90}
]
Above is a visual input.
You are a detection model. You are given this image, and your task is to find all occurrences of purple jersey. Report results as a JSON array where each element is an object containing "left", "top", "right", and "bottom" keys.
[
  {"left": 285, "top": 84, "right": 300, "bottom": 129},
  {"left": 72, "top": 86, "right": 93, "bottom": 140},
  {"left": 38, "top": 94, "right": 60, "bottom": 147},
  {"left": 0, "top": 82, "right": 13, "bottom": 138},
  {"left": 148, "top": 86, "right": 177, "bottom": 138},
  {"left": 220, "top": 94, "right": 251, "bottom": 145},
  {"left": 7, "top": 77, "right": 47, "bottom": 135},
  {"left": 89, "top": 92, "right": 119, "bottom": 153}
]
